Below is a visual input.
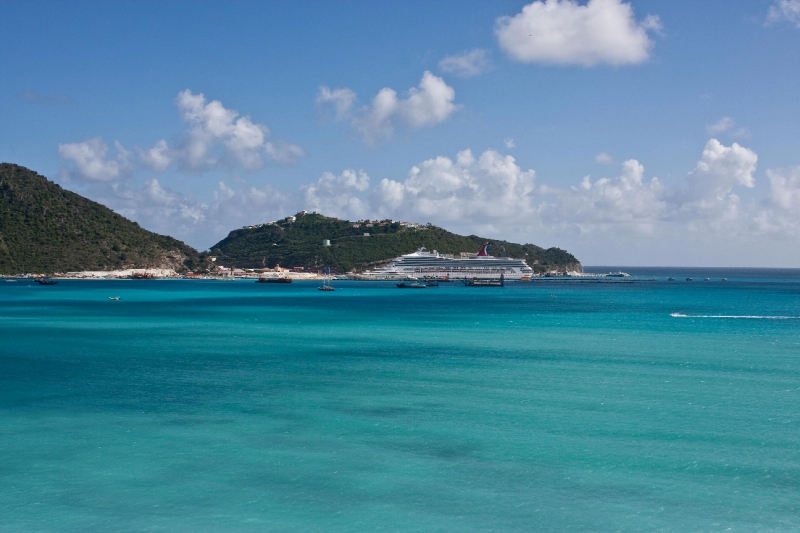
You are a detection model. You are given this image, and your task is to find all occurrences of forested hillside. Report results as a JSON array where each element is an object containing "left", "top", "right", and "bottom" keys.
[
  {"left": 0, "top": 163, "right": 581, "bottom": 275},
  {"left": 0, "top": 163, "right": 200, "bottom": 274},
  {"left": 211, "top": 212, "right": 581, "bottom": 273}
]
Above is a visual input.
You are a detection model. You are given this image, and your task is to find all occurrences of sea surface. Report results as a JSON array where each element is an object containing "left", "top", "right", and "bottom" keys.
[{"left": 2, "top": 268, "right": 799, "bottom": 532}]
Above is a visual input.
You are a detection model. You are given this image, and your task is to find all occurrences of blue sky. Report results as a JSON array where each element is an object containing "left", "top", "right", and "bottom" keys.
[{"left": 2, "top": 0, "right": 800, "bottom": 266}]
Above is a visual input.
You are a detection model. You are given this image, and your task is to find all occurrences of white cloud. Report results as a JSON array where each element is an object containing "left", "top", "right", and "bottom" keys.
[
  {"left": 768, "top": 0, "right": 800, "bottom": 27},
  {"left": 264, "top": 141, "right": 307, "bottom": 165},
  {"left": 302, "top": 169, "right": 371, "bottom": 220},
  {"left": 94, "top": 178, "right": 292, "bottom": 249},
  {"left": 550, "top": 140, "right": 758, "bottom": 241},
  {"left": 768, "top": 167, "right": 800, "bottom": 210},
  {"left": 208, "top": 181, "right": 289, "bottom": 234},
  {"left": 21, "top": 91, "right": 74, "bottom": 106},
  {"left": 351, "top": 88, "right": 399, "bottom": 144},
  {"left": 60, "top": 90, "right": 305, "bottom": 179},
  {"left": 99, "top": 178, "right": 207, "bottom": 238},
  {"left": 73, "top": 136, "right": 800, "bottom": 265},
  {"left": 316, "top": 86, "right": 357, "bottom": 120},
  {"left": 706, "top": 117, "right": 734, "bottom": 136},
  {"left": 595, "top": 151, "right": 614, "bottom": 165},
  {"left": 172, "top": 89, "right": 270, "bottom": 171},
  {"left": 504, "top": 138, "right": 516, "bottom": 149},
  {"left": 553, "top": 141, "right": 764, "bottom": 243},
  {"left": 439, "top": 49, "right": 492, "bottom": 78},
  {"left": 549, "top": 159, "right": 667, "bottom": 234},
  {"left": 317, "top": 71, "right": 460, "bottom": 145},
  {"left": 297, "top": 140, "right": 771, "bottom": 245},
  {"left": 57, "top": 137, "right": 133, "bottom": 182},
  {"left": 705, "top": 117, "right": 751, "bottom": 139},
  {"left": 401, "top": 72, "right": 460, "bottom": 128},
  {"left": 102, "top": 170, "right": 359, "bottom": 246},
  {"left": 140, "top": 179, "right": 206, "bottom": 224},
  {"left": 686, "top": 139, "right": 757, "bottom": 199},
  {"left": 495, "top": 0, "right": 661, "bottom": 66},
  {"left": 369, "top": 149, "right": 537, "bottom": 230},
  {"left": 140, "top": 139, "right": 172, "bottom": 172},
  {"left": 749, "top": 166, "right": 800, "bottom": 238}
]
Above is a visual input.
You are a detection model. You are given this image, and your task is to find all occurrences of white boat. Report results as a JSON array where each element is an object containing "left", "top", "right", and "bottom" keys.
[
  {"left": 364, "top": 243, "right": 533, "bottom": 280},
  {"left": 397, "top": 281, "right": 426, "bottom": 289},
  {"left": 318, "top": 268, "right": 335, "bottom": 291}
]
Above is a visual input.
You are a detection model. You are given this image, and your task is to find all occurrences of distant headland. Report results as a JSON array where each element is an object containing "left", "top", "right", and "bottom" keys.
[
  {"left": 0, "top": 163, "right": 580, "bottom": 277},
  {"left": 210, "top": 212, "right": 581, "bottom": 275}
]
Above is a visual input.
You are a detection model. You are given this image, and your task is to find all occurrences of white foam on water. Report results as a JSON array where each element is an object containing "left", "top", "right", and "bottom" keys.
[{"left": 671, "top": 313, "right": 800, "bottom": 319}]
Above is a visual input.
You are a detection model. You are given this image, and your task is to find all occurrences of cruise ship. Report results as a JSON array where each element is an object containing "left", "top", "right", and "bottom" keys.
[{"left": 364, "top": 243, "right": 534, "bottom": 280}]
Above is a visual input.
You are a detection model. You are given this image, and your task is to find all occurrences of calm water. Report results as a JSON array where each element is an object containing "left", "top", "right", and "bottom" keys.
[{"left": 2, "top": 270, "right": 799, "bottom": 532}]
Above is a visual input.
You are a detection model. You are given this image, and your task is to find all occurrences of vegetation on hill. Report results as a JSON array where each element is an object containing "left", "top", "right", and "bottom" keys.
[
  {"left": 211, "top": 212, "right": 581, "bottom": 273},
  {"left": 0, "top": 163, "right": 201, "bottom": 275},
  {"left": 0, "top": 163, "right": 580, "bottom": 276}
]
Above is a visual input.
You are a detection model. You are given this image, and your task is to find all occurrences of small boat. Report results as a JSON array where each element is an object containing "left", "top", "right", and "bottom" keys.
[
  {"left": 109, "top": 297, "right": 120, "bottom": 301},
  {"left": 34, "top": 278, "right": 58, "bottom": 285},
  {"left": 686, "top": 277, "right": 693, "bottom": 281},
  {"left": 256, "top": 277, "right": 293, "bottom": 283},
  {"left": 668, "top": 277, "right": 675, "bottom": 281},
  {"left": 425, "top": 280, "right": 439, "bottom": 287},
  {"left": 318, "top": 268, "right": 335, "bottom": 291},
  {"left": 464, "top": 278, "right": 504, "bottom": 287},
  {"left": 721, "top": 278, "right": 728, "bottom": 281},
  {"left": 397, "top": 282, "right": 426, "bottom": 289},
  {"left": 464, "top": 273, "right": 505, "bottom": 287}
]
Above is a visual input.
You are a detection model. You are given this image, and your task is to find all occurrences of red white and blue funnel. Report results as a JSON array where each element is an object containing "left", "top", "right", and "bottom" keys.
[{"left": 477, "top": 242, "right": 492, "bottom": 256}]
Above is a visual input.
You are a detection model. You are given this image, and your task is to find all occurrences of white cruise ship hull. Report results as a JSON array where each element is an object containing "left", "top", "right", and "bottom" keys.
[{"left": 364, "top": 249, "right": 533, "bottom": 280}]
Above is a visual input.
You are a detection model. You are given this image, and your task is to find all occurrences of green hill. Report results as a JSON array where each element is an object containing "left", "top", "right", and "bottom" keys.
[
  {"left": 211, "top": 212, "right": 581, "bottom": 273},
  {"left": 0, "top": 163, "right": 201, "bottom": 275}
]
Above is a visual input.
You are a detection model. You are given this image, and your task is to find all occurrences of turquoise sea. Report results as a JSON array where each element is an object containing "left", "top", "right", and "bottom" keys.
[{"left": 2, "top": 269, "right": 799, "bottom": 532}]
